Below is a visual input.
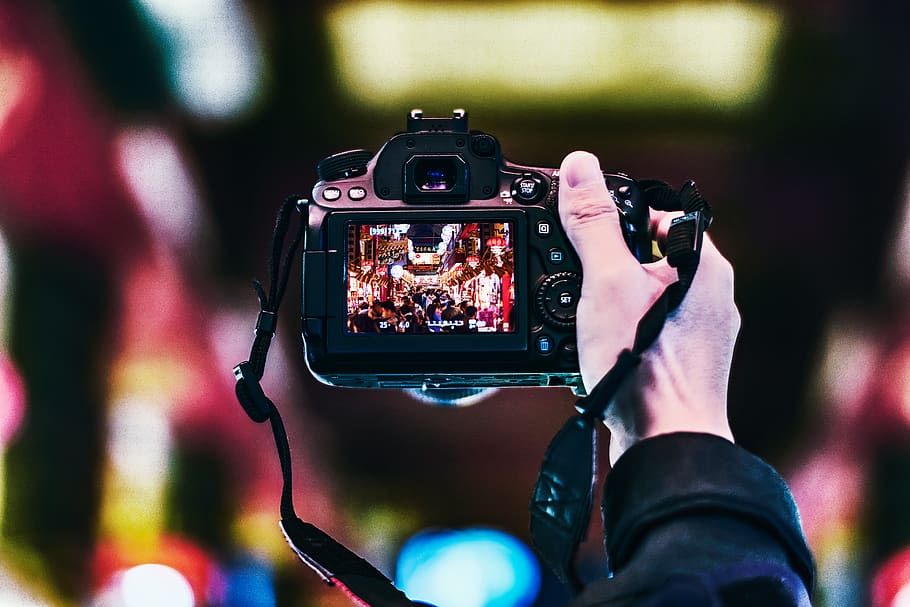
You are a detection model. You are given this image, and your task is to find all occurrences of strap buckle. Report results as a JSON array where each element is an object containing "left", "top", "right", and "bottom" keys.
[
  {"left": 256, "top": 310, "right": 277, "bottom": 334},
  {"left": 233, "top": 361, "right": 272, "bottom": 423}
]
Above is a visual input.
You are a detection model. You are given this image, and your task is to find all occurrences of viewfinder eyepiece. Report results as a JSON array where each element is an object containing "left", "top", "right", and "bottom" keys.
[
  {"left": 415, "top": 158, "right": 457, "bottom": 191},
  {"left": 404, "top": 155, "right": 468, "bottom": 202}
]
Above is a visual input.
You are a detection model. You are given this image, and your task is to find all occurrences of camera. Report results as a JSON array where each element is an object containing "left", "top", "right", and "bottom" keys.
[{"left": 300, "top": 109, "right": 652, "bottom": 395}]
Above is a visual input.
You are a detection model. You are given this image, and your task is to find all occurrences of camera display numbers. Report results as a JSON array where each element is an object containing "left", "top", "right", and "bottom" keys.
[{"left": 345, "top": 221, "right": 517, "bottom": 335}]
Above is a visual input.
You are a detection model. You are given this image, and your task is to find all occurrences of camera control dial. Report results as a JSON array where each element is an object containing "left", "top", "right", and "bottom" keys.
[
  {"left": 317, "top": 149, "right": 373, "bottom": 182},
  {"left": 535, "top": 271, "right": 581, "bottom": 329}
]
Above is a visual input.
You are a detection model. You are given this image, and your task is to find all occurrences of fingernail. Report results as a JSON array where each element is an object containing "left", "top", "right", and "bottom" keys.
[{"left": 562, "top": 152, "right": 603, "bottom": 189}]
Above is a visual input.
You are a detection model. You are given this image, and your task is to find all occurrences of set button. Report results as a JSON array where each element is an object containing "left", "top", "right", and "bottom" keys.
[{"left": 556, "top": 291, "right": 575, "bottom": 308}]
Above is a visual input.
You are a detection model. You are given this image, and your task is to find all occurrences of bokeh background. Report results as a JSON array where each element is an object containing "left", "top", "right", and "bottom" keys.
[{"left": 0, "top": 1, "right": 909, "bottom": 606}]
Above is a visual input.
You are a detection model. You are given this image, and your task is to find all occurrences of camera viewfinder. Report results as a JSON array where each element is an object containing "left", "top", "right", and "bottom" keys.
[{"left": 404, "top": 155, "right": 468, "bottom": 202}]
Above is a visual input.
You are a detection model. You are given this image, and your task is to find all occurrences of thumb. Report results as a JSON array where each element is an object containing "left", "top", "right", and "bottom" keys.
[{"left": 558, "top": 151, "right": 639, "bottom": 271}]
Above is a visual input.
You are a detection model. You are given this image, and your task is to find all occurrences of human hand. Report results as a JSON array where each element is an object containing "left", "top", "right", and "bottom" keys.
[{"left": 558, "top": 151, "right": 740, "bottom": 464}]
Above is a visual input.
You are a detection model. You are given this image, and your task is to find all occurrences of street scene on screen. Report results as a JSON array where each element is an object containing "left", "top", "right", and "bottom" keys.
[{"left": 346, "top": 222, "right": 516, "bottom": 334}]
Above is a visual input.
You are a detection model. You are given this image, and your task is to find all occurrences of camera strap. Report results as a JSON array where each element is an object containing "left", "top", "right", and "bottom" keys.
[
  {"left": 529, "top": 180, "right": 712, "bottom": 592},
  {"left": 233, "top": 197, "right": 425, "bottom": 607}
]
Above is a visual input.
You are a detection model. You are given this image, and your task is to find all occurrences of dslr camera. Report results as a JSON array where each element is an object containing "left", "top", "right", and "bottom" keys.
[{"left": 300, "top": 109, "right": 651, "bottom": 395}]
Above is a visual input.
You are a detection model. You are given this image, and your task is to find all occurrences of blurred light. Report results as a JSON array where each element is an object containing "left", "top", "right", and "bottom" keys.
[
  {"left": 93, "top": 536, "right": 214, "bottom": 606},
  {"left": 221, "top": 557, "right": 275, "bottom": 607},
  {"left": 326, "top": 1, "right": 783, "bottom": 111},
  {"left": 408, "top": 387, "right": 498, "bottom": 407},
  {"left": 108, "top": 397, "right": 173, "bottom": 491},
  {"left": 0, "top": 229, "right": 12, "bottom": 346},
  {"left": 872, "top": 546, "right": 910, "bottom": 607},
  {"left": 814, "top": 525, "right": 864, "bottom": 607},
  {"left": 0, "top": 227, "right": 22, "bottom": 531},
  {"left": 0, "top": 351, "right": 25, "bottom": 528},
  {"left": 889, "top": 164, "right": 910, "bottom": 293},
  {"left": 115, "top": 127, "right": 205, "bottom": 256},
  {"left": 813, "top": 311, "right": 877, "bottom": 417},
  {"left": 0, "top": 565, "right": 51, "bottom": 607},
  {"left": 0, "top": 50, "right": 38, "bottom": 149},
  {"left": 0, "top": 352, "right": 25, "bottom": 447},
  {"left": 351, "top": 506, "right": 422, "bottom": 575},
  {"left": 131, "top": 0, "right": 265, "bottom": 120},
  {"left": 100, "top": 396, "right": 173, "bottom": 542},
  {"left": 396, "top": 528, "right": 540, "bottom": 607},
  {"left": 117, "top": 564, "right": 194, "bottom": 607},
  {"left": 899, "top": 348, "right": 910, "bottom": 427},
  {"left": 231, "top": 512, "right": 294, "bottom": 563}
]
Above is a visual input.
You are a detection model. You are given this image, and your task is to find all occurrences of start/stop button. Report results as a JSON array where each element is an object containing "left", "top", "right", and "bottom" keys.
[{"left": 510, "top": 173, "right": 544, "bottom": 204}]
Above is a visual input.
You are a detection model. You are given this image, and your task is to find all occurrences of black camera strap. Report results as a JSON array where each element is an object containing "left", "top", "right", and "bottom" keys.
[
  {"left": 529, "top": 180, "right": 712, "bottom": 592},
  {"left": 233, "top": 197, "right": 424, "bottom": 607}
]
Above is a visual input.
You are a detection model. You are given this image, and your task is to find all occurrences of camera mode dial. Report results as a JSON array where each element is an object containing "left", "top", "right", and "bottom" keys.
[
  {"left": 317, "top": 149, "right": 373, "bottom": 182},
  {"left": 535, "top": 271, "right": 581, "bottom": 329}
]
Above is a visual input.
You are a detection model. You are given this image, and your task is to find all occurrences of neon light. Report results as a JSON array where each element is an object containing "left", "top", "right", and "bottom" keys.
[{"left": 326, "top": 1, "right": 783, "bottom": 111}]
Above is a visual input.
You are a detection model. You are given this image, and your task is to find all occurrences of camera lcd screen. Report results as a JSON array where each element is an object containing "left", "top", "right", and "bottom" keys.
[{"left": 346, "top": 221, "right": 516, "bottom": 334}]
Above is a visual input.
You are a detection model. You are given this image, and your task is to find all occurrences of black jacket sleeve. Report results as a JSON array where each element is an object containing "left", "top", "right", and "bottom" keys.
[{"left": 570, "top": 433, "right": 815, "bottom": 607}]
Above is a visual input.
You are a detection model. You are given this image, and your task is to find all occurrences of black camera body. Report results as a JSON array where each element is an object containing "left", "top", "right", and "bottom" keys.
[{"left": 300, "top": 110, "right": 651, "bottom": 395}]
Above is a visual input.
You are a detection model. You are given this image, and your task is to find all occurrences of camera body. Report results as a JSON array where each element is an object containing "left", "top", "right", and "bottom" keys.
[{"left": 300, "top": 110, "right": 651, "bottom": 395}]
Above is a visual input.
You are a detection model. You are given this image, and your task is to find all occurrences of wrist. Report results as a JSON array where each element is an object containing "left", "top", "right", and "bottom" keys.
[{"left": 604, "top": 353, "right": 734, "bottom": 464}]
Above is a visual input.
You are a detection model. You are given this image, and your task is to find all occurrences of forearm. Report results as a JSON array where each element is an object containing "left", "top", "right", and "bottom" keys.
[{"left": 572, "top": 433, "right": 814, "bottom": 606}]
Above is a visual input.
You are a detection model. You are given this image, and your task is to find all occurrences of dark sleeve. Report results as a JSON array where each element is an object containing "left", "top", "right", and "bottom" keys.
[{"left": 571, "top": 432, "right": 815, "bottom": 607}]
